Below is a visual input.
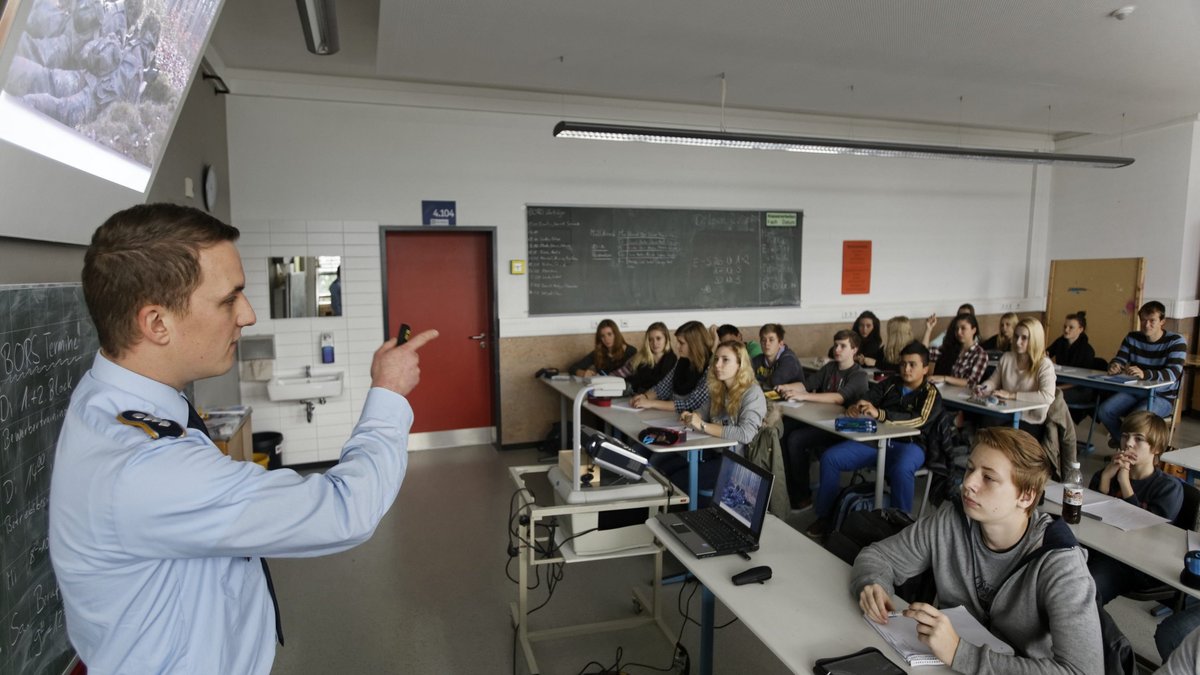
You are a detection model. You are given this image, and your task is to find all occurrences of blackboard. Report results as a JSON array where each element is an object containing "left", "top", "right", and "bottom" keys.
[
  {"left": 1, "top": 284, "right": 97, "bottom": 675},
  {"left": 527, "top": 206, "right": 803, "bottom": 314}
]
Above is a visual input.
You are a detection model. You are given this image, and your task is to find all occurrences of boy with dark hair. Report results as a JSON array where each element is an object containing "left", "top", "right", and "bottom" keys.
[
  {"left": 1098, "top": 300, "right": 1187, "bottom": 445},
  {"left": 853, "top": 427, "right": 1102, "bottom": 673},
  {"left": 751, "top": 323, "right": 801, "bottom": 388},
  {"left": 806, "top": 342, "right": 941, "bottom": 536},
  {"left": 777, "top": 330, "right": 870, "bottom": 508},
  {"left": 713, "top": 323, "right": 762, "bottom": 358}
]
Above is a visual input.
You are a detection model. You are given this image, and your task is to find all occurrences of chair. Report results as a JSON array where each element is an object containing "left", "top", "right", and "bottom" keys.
[
  {"left": 1123, "top": 481, "right": 1200, "bottom": 615},
  {"left": 1165, "top": 393, "right": 1185, "bottom": 448}
]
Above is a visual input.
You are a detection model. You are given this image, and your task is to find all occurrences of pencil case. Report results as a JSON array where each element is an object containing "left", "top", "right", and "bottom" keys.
[{"left": 834, "top": 417, "right": 877, "bottom": 433}]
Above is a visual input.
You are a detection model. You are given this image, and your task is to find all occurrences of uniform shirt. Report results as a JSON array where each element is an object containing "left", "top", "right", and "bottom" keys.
[{"left": 49, "top": 353, "right": 413, "bottom": 674}]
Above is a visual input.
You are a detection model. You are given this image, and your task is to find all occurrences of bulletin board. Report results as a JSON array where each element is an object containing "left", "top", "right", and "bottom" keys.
[{"left": 1045, "top": 258, "right": 1144, "bottom": 362}]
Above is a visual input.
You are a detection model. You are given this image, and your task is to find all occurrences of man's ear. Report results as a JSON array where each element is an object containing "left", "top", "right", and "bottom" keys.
[
  {"left": 1016, "top": 487, "right": 1038, "bottom": 511},
  {"left": 135, "top": 305, "right": 171, "bottom": 346}
]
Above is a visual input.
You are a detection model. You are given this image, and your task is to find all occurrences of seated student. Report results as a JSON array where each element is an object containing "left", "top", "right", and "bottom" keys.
[
  {"left": 853, "top": 427, "right": 1102, "bottom": 674},
  {"left": 977, "top": 318, "right": 1056, "bottom": 439},
  {"left": 981, "top": 311, "right": 1019, "bottom": 353},
  {"left": 569, "top": 319, "right": 636, "bottom": 377},
  {"left": 806, "top": 342, "right": 942, "bottom": 537},
  {"left": 669, "top": 340, "right": 768, "bottom": 489},
  {"left": 1098, "top": 300, "right": 1188, "bottom": 446},
  {"left": 776, "top": 330, "right": 871, "bottom": 508},
  {"left": 1046, "top": 311, "right": 1098, "bottom": 423},
  {"left": 631, "top": 320, "right": 713, "bottom": 413},
  {"left": 1157, "top": 606, "right": 1200, "bottom": 672},
  {"left": 925, "top": 313, "right": 988, "bottom": 389},
  {"left": 928, "top": 303, "right": 975, "bottom": 348},
  {"left": 851, "top": 311, "right": 884, "bottom": 367},
  {"left": 751, "top": 323, "right": 802, "bottom": 388},
  {"left": 612, "top": 321, "right": 677, "bottom": 393},
  {"left": 1087, "top": 411, "right": 1183, "bottom": 605},
  {"left": 862, "top": 315, "right": 914, "bottom": 371},
  {"left": 712, "top": 323, "right": 762, "bottom": 359}
]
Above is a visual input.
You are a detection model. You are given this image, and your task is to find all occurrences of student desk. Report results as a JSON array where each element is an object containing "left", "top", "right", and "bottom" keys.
[
  {"left": 646, "top": 515, "right": 952, "bottom": 675},
  {"left": 777, "top": 401, "right": 920, "bottom": 509},
  {"left": 1162, "top": 445, "right": 1200, "bottom": 473},
  {"left": 937, "top": 383, "right": 1048, "bottom": 428},
  {"left": 540, "top": 377, "right": 737, "bottom": 509},
  {"left": 1053, "top": 365, "right": 1175, "bottom": 446},
  {"left": 1039, "top": 501, "right": 1200, "bottom": 601}
]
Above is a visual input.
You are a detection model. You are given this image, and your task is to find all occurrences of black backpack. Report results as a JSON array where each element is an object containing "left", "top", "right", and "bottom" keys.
[{"left": 825, "top": 508, "right": 937, "bottom": 604}]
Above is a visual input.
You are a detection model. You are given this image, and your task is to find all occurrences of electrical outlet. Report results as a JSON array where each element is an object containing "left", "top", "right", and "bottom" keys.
[{"left": 841, "top": 311, "right": 857, "bottom": 320}]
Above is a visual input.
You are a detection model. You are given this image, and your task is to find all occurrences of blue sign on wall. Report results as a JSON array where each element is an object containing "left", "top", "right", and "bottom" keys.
[{"left": 422, "top": 200, "right": 457, "bottom": 226}]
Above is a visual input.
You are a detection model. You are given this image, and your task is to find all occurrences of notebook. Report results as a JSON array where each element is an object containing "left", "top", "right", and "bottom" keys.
[
  {"left": 655, "top": 450, "right": 772, "bottom": 558},
  {"left": 865, "top": 606, "right": 1013, "bottom": 666}
]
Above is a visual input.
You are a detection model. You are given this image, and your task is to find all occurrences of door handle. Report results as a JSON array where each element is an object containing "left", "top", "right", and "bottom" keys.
[{"left": 468, "top": 334, "right": 486, "bottom": 340}]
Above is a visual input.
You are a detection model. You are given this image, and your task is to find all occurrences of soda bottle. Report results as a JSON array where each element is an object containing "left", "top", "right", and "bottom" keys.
[{"left": 1062, "top": 461, "right": 1083, "bottom": 524}]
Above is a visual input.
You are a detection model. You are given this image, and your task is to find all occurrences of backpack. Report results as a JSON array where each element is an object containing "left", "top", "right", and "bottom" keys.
[
  {"left": 826, "top": 508, "right": 937, "bottom": 604},
  {"left": 830, "top": 476, "right": 890, "bottom": 533}
]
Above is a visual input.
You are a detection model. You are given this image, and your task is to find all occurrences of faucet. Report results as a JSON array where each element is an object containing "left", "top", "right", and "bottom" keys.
[{"left": 302, "top": 400, "right": 315, "bottom": 423}]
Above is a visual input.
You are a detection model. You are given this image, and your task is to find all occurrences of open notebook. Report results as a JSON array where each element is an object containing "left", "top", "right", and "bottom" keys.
[{"left": 865, "top": 606, "right": 1013, "bottom": 666}]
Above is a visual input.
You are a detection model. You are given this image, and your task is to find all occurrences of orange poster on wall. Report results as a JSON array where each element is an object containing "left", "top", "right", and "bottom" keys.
[{"left": 841, "top": 240, "right": 872, "bottom": 295}]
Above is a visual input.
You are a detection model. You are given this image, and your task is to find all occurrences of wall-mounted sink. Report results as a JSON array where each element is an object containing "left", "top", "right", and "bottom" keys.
[{"left": 267, "top": 370, "right": 344, "bottom": 402}]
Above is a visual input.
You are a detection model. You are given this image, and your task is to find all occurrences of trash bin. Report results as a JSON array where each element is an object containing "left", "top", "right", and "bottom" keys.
[{"left": 252, "top": 432, "right": 283, "bottom": 470}]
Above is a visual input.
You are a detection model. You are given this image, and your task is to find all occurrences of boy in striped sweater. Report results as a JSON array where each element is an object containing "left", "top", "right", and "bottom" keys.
[{"left": 1098, "top": 301, "right": 1187, "bottom": 446}]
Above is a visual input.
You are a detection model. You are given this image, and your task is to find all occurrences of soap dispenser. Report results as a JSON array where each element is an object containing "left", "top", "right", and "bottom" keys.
[{"left": 320, "top": 333, "right": 334, "bottom": 364}]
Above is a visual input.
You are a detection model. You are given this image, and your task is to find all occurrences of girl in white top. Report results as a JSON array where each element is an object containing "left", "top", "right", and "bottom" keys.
[{"left": 977, "top": 318, "right": 1056, "bottom": 426}]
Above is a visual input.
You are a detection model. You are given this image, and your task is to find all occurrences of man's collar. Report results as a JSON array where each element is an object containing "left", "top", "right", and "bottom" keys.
[{"left": 90, "top": 352, "right": 190, "bottom": 426}]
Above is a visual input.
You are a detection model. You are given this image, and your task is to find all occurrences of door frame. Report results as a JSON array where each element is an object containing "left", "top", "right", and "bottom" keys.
[{"left": 378, "top": 226, "right": 501, "bottom": 448}]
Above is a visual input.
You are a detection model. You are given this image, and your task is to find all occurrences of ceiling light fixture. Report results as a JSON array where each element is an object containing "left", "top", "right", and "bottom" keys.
[
  {"left": 552, "top": 121, "right": 1134, "bottom": 168},
  {"left": 296, "top": 0, "right": 339, "bottom": 55}
]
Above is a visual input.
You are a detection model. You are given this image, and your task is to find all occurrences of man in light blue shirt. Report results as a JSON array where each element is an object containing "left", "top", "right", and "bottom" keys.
[{"left": 49, "top": 203, "right": 438, "bottom": 674}]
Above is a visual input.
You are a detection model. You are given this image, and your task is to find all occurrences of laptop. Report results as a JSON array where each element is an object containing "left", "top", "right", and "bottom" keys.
[{"left": 655, "top": 450, "right": 773, "bottom": 558}]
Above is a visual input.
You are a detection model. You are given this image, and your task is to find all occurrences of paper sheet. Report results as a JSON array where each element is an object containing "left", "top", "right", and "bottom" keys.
[
  {"left": 1081, "top": 499, "right": 1171, "bottom": 531},
  {"left": 866, "top": 606, "right": 1013, "bottom": 666}
]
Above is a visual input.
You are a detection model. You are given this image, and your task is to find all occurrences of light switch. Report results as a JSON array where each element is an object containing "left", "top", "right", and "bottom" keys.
[{"left": 184, "top": 177, "right": 195, "bottom": 199}]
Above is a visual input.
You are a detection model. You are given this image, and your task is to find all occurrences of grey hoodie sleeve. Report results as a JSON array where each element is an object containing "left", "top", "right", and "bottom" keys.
[{"left": 951, "top": 548, "right": 1103, "bottom": 675}]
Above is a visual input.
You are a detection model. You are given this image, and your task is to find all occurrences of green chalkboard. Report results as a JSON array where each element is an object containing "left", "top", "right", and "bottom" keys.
[
  {"left": 527, "top": 206, "right": 803, "bottom": 315},
  {"left": 1, "top": 284, "right": 97, "bottom": 675}
]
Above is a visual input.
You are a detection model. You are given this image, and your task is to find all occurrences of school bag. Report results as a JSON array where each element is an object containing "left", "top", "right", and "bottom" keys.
[
  {"left": 826, "top": 508, "right": 936, "bottom": 605},
  {"left": 830, "top": 475, "right": 890, "bottom": 533}
]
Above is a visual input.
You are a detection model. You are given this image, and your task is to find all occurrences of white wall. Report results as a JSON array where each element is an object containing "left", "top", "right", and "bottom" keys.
[
  {"left": 235, "top": 218, "right": 383, "bottom": 466},
  {"left": 1050, "top": 118, "right": 1200, "bottom": 318},
  {"left": 225, "top": 75, "right": 1053, "bottom": 337}
]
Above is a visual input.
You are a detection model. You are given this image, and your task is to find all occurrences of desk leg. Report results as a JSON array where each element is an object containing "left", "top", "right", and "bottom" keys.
[
  {"left": 1011, "top": 412, "right": 1020, "bottom": 429},
  {"left": 875, "top": 440, "right": 887, "bottom": 508},
  {"left": 700, "top": 585, "right": 715, "bottom": 675},
  {"left": 688, "top": 449, "right": 700, "bottom": 511},
  {"left": 559, "top": 397, "right": 568, "bottom": 448}
]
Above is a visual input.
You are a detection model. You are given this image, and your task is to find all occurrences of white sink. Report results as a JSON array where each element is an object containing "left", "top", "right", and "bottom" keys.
[{"left": 267, "top": 371, "right": 344, "bottom": 402}]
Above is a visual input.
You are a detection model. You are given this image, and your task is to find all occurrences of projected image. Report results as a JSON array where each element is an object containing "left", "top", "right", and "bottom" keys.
[
  {"left": 0, "top": 0, "right": 220, "bottom": 188},
  {"left": 716, "top": 463, "right": 762, "bottom": 528}
]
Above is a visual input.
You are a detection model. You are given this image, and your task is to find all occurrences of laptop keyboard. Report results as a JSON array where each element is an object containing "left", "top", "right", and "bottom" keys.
[{"left": 679, "top": 509, "right": 754, "bottom": 552}]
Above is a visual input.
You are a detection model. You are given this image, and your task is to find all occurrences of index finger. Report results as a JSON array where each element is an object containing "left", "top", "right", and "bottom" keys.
[
  {"left": 399, "top": 329, "right": 439, "bottom": 351},
  {"left": 903, "top": 603, "right": 942, "bottom": 624}
]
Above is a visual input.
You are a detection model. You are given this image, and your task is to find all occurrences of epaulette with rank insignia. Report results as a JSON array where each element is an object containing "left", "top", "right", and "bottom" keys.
[{"left": 117, "top": 411, "right": 186, "bottom": 439}]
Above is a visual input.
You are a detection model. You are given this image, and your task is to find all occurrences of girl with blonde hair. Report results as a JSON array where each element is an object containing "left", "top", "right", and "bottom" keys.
[
  {"left": 978, "top": 318, "right": 1056, "bottom": 436},
  {"left": 613, "top": 322, "right": 677, "bottom": 393},
  {"left": 632, "top": 321, "right": 713, "bottom": 413}
]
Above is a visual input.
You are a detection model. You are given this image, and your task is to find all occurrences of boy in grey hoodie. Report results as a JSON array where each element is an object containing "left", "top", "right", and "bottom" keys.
[{"left": 852, "top": 427, "right": 1102, "bottom": 674}]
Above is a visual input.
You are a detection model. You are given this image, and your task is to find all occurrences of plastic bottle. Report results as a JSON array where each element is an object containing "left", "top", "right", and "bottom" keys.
[{"left": 1062, "top": 461, "right": 1083, "bottom": 524}]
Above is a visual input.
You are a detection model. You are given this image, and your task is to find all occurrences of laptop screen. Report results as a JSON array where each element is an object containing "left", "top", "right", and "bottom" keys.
[{"left": 714, "top": 452, "right": 770, "bottom": 530}]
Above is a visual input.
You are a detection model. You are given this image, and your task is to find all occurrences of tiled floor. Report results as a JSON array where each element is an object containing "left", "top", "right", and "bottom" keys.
[{"left": 267, "top": 415, "right": 1200, "bottom": 674}]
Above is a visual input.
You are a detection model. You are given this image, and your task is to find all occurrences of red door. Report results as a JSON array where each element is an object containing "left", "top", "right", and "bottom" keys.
[{"left": 384, "top": 230, "right": 495, "bottom": 433}]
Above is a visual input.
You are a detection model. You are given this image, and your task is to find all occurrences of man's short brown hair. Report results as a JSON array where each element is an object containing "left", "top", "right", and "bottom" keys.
[
  {"left": 973, "top": 427, "right": 1050, "bottom": 515},
  {"left": 83, "top": 203, "right": 240, "bottom": 357}
]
